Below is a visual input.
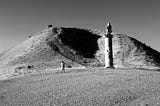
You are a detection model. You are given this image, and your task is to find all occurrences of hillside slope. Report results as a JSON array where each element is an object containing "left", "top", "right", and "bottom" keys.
[
  {"left": 0, "top": 28, "right": 84, "bottom": 76},
  {"left": 97, "top": 34, "right": 160, "bottom": 68},
  {"left": 0, "top": 27, "right": 160, "bottom": 77}
]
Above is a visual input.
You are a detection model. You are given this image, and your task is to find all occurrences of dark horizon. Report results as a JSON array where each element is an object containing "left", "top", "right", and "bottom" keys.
[{"left": 0, "top": 0, "right": 160, "bottom": 53}]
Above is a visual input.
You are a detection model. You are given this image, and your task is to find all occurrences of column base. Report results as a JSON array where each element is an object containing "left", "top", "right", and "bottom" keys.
[{"left": 105, "top": 66, "right": 115, "bottom": 69}]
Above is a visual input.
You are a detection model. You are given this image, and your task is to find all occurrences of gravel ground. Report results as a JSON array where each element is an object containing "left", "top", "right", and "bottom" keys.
[{"left": 0, "top": 68, "right": 160, "bottom": 106}]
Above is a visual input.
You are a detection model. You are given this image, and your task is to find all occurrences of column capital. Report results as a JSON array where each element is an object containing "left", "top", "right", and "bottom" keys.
[
  {"left": 106, "top": 22, "right": 112, "bottom": 34},
  {"left": 105, "top": 22, "right": 113, "bottom": 38}
]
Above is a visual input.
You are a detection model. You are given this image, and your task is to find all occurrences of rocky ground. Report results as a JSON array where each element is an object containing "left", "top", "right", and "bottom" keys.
[{"left": 0, "top": 68, "right": 160, "bottom": 106}]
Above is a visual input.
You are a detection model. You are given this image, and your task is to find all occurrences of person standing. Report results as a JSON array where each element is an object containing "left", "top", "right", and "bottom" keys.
[{"left": 60, "top": 61, "right": 65, "bottom": 73}]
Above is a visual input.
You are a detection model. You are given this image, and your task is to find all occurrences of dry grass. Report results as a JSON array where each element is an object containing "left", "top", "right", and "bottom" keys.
[{"left": 1, "top": 68, "right": 160, "bottom": 106}]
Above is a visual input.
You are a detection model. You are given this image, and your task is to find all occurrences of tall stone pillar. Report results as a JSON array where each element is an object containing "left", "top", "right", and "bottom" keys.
[{"left": 105, "top": 23, "right": 114, "bottom": 68}]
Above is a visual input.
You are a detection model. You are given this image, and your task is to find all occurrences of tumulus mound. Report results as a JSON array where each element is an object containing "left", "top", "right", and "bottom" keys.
[{"left": 0, "top": 27, "right": 160, "bottom": 77}]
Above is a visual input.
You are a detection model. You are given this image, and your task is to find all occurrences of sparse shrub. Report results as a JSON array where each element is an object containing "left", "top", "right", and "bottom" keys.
[
  {"left": 28, "top": 36, "right": 32, "bottom": 38},
  {"left": 27, "top": 65, "right": 34, "bottom": 69},
  {"left": 67, "top": 65, "right": 72, "bottom": 68},
  {"left": 48, "top": 24, "right": 53, "bottom": 28}
]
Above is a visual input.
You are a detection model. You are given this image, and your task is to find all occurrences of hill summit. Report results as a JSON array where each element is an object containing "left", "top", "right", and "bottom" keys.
[{"left": 0, "top": 27, "right": 160, "bottom": 77}]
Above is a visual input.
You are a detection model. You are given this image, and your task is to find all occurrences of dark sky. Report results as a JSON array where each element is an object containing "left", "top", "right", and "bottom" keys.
[{"left": 0, "top": 0, "right": 160, "bottom": 53}]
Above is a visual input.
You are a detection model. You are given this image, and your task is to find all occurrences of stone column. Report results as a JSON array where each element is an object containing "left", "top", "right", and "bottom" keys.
[{"left": 105, "top": 23, "right": 114, "bottom": 68}]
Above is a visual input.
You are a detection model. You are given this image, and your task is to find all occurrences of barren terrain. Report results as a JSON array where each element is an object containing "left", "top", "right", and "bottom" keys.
[
  {"left": 0, "top": 27, "right": 160, "bottom": 106},
  {"left": 1, "top": 27, "right": 160, "bottom": 79},
  {"left": 1, "top": 68, "right": 160, "bottom": 106}
]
